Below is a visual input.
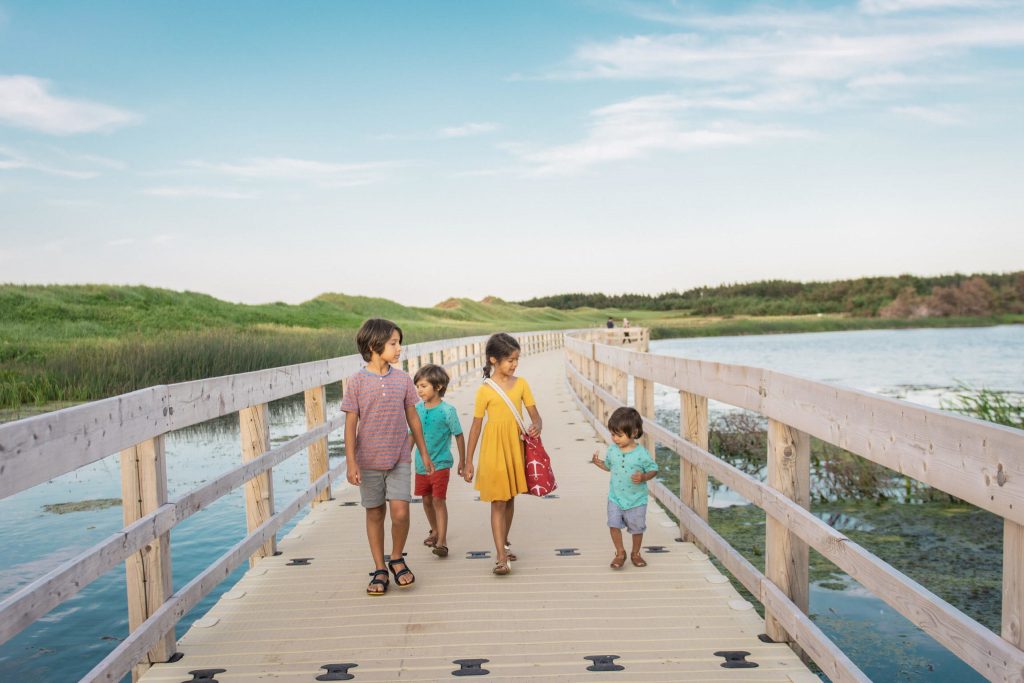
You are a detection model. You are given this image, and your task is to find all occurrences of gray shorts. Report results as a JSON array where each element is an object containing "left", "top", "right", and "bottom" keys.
[
  {"left": 607, "top": 499, "right": 647, "bottom": 535},
  {"left": 359, "top": 460, "right": 412, "bottom": 508}
]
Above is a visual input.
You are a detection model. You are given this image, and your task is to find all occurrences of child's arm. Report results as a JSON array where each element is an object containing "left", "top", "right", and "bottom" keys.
[
  {"left": 591, "top": 449, "right": 610, "bottom": 472},
  {"left": 344, "top": 412, "right": 361, "bottom": 485},
  {"left": 525, "top": 405, "right": 543, "bottom": 437},
  {"left": 463, "top": 417, "right": 483, "bottom": 482},
  {"left": 455, "top": 433, "right": 467, "bottom": 477},
  {"left": 630, "top": 469, "right": 658, "bottom": 484},
  {"left": 406, "top": 406, "right": 435, "bottom": 475}
]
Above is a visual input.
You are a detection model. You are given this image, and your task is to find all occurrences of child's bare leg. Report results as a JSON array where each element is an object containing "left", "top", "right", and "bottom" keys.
[
  {"left": 609, "top": 527, "right": 626, "bottom": 554},
  {"left": 504, "top": 496, "right": 515, "bottom": 545},
  {"left": 389, "top": 500, "right": 410, "bottom": 558},
  {"left": 490, "top": 500, "right": 509, "bottom": 561},
  {"left": 432, "top": 497, "right": 448, "bottom": 547},
  {"left": 630, "top": 533, "right": 648, "bottom": 567},
  {"left": 366, "top": 505, "right": 387, "bottom": 572},
  {"left": 422, "top": 494, "right": 438, "bottom": 543}
]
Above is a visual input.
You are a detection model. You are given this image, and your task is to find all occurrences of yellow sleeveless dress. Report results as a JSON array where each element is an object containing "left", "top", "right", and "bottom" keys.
[{"left": 473, "top": 378, "right": 536, "bottom": 502}]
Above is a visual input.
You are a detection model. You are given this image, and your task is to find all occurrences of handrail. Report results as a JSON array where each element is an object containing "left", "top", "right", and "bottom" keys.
[
  {"left": 0, "top": 328, "right": 568, "bottom": 682},
  {"left": 563, "top": 329, "right": 1024, "bottom": 683}
]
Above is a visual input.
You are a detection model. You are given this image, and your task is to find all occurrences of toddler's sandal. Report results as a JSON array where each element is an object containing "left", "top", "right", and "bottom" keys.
[
  {"left": 432, "top": 545, "right": 449, "bottom": 558},
  {"left": 423, "top": 530, "right": 437, "bottom": 547},
  {"left": 630, "top": 552, "right": 647, "bottom": 568},
  {"left": 610, "top": 551, "right": 627, "bottom": 569},
  {"left": 367, "top": 569, "right": 389, "bottom": 596}
]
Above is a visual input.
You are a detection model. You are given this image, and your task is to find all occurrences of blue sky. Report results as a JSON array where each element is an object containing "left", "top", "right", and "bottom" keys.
[{"left": 1, "top": 0, "right": 1022, "bottom": 305}]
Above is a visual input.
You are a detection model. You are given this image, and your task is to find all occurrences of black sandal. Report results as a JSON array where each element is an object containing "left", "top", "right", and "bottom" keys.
[
  {"left": 367, "top": 569, "right": 389, "bottom": 596},
  {"left": 388, "top": 557, "right": 415, "bottom": 587}
]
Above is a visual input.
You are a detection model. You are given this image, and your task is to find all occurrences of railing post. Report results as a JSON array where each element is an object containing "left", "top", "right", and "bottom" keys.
[
  {"left": 119, "top": 435, "right": 174, "bottom": 681},
  {"left": 1004, "top": 521, "right": 1024, "bottom": 647},
  {"left": 765, "top": 418, "right": 810, "bottom": 645},
  {"left": 634, "top": 376, "right": 655, "bottom": 455},
  {"left": 680, "top": 391, "right": 709, "bottom": 549},
  {"left": 240, "top": 403, "right": 276, "bottom": 566},
  {"left": 304, "top": 386, "right": 330, "bottom": 506}
]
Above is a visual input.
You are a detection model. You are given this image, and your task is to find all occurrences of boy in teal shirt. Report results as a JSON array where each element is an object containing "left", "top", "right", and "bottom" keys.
[
  {"left": 412, "top": 364, "right": 465, "bottom": 558},
  {"left": 591, "top": 407, "right": 659, "bottom": 569}
]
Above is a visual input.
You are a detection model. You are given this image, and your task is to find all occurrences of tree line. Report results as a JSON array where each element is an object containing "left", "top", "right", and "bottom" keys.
[{"left": 517, "top": 272, "right": 1024, "bottom": 318}]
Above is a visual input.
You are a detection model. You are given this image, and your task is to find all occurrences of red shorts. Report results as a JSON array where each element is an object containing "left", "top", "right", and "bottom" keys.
[{"left": 414, "top": 468, "right": 451, "bottom": 499}]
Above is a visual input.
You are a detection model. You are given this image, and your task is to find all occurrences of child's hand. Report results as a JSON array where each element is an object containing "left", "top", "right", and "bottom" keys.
[
  {"left": 424, "top": 458, "right": 436, "bottom": 475},
  {"left": 631, "top": 470, "right": 646, "bottom": 484},
  {"left": 528, "top": 423, "right": 541, "bottom": 438},
  {"left": 347, "top": 462, "right": 361, "bottom": 486},
  {"left": 463, "top": 464, "right": 474, "bottom": 483},
  {"left": 591, "top": 451, "right": 602, "bottom": 467}
]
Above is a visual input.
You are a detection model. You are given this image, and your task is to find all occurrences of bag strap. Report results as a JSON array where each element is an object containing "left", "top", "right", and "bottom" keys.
[{"left": 484, "top": 378, "right": 529, "bottom": 434}]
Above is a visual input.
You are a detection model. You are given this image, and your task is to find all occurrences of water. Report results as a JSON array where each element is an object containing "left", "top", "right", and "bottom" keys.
[
  {"left": 650, "top": 325, "right": 1024, "bottom": 682},
  {"left": 1, "top": 326, "right": 1021, "bottom": 681}
]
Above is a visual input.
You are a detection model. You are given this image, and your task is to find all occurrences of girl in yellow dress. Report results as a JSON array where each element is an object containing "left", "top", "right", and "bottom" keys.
[{"left": 461, "top": 333, "right": 543, "bottom": 576}]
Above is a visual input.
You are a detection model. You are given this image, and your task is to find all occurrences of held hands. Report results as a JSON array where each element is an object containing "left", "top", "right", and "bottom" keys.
[
  {"left": 462, "top": 463, "right": 474, "bottom": 483},
  {"left": 423, "top": 458, "right": 436, "bottom": 476}
]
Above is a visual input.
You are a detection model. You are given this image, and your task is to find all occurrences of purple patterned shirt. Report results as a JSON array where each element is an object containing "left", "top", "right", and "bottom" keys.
[{"left": 341, "top": 366, "right": 418, "bottom": 470}]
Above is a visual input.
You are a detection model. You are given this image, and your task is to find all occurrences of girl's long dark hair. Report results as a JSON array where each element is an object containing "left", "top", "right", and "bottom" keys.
[{"left": 482, "top": 332, "right": 521, "bottom": 379}]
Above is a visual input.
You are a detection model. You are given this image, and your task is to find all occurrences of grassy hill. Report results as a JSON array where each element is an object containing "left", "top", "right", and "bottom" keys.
[{"left": 2, "top": 283, "right": 1021, "bottom": 413}]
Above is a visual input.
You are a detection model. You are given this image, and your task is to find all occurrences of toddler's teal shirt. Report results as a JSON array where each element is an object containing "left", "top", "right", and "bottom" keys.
[
  {"left": 413, "top": 401, "right": 462, "bottom": 475},
  {"left": 605, "top": 443, "right": 658, "bottom": 510}
]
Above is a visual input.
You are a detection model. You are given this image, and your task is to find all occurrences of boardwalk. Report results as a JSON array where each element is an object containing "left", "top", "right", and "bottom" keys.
[{"left": 139, "top": 350, "right": 817, "bottom": 682}]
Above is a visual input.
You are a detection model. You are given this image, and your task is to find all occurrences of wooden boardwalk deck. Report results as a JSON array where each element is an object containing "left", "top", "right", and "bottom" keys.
[{"left": 139, "top": 350, "right": 818, "bottom": 682}]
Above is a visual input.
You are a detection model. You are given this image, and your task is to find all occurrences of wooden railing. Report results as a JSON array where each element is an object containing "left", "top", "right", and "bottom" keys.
[
  {"left": 564, "top": 329, "right": 1024, "bottom": 683},
  {"left": 0, "top": 329, "right": 567, "bottom": 682}
]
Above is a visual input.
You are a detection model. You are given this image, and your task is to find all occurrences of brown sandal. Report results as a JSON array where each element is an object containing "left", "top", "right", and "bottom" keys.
[
  {"left": 610, "top": 551, "right": 627, "bottom": 569},
  {"left": 423, "top": 530, "right": 437, "bottom": 547},
  {"left": 493, "top": 560, "right": 511, "bottom": 576},
  {"left": 630, "top": 552, "right": 647, "bottom": 567}
]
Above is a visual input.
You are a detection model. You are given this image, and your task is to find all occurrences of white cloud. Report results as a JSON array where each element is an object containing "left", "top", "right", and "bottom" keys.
[
  {"left": 510, "top": 95, "right": 809, "bottom": 175},
  {"left": 439, "top": 122, "right": 500, "bottom": 138},
  {"left": 187, "top": 157, "right": 406, "bottom": 187},
  {"left": 107, "top": 238, "right": 136, "bottom": 246},
  {"left": 143, "top": 186, "right": 257, "bottom": 199},
  {"left": 859, "top": 0, "right": 1012, "bottom": 14},
  {"left": 0, "top": 75, "right": 140, "bottom": 135},
  {"left": 0, "top": 146, "right": 98, "bottom": 178},
  {"left": 892, "top": 104, "right": 964, "bottom": 124}
]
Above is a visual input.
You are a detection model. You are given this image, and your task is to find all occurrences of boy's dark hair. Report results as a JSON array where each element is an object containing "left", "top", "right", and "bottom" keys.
[
  {"left": 356, "top": 318, "right": 403, "bottom": 362},
  {"left": 414, "top": 364, "right": 450, "bottom": 397},
  {"left": 608, "top": 407, "right": 644, "bottom": 439},
  {"left": 482, "top": 332, "right": 521, "bottom": 379}
]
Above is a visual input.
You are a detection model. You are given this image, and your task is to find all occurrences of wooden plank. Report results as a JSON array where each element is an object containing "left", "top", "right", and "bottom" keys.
[
  {"left": 680, "top": 391, "right": 709, "bottom": 548},
  {"left": 1005, "top": 520, "right": 1024, "bottom": 648},
  {"left": 120, "top": 436, "right": 175, "bottom": 680},
  {"left": 240, "top": 404, "right": 276, "bottom": 565},
  {"left": 634, "top": 377, "right": 655, "bottom": 455},
  {"left": 568, "top": 357, "right": 1024, "bottom": 683},
  {"left": 0, "top": 387, "right": 169, "bottom": 500},
  {"left": 304, "top": 386, "right": 330, "bottom": 506},
  {"left": 83, "top": 463, "right": 344, "bottom": 683},
  {"left": 765, "top": 420, "right": 810, "bottom": 645}
]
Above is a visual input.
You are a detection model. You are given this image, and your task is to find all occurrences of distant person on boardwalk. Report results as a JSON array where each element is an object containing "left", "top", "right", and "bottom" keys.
[
  {"left": 342, "top": 318, "right": 434, "bottom": 595},
  {"left": 606, "top": 316, "right": 615, "bottom": 329},
  {"left": 591, "top": 407, "right": 658, "bottom": 569},
  {"left": 462, "top": 333, "right": 543, "bottom": 576},
  {"left": 622, "top": 317, "right": 632, "bottom": 343},
  {"left": 412, "top": 363, "right": 465, "bottom": 559}
]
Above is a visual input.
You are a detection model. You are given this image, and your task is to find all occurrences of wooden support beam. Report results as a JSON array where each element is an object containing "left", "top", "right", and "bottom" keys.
[
  {"left": 634, "top": 376, "right": 655, "bottom": 455},
  {"left": 1004, "top": 520, "right": 1024, "bottom": 648},
  {"left": 119, "top": 436, "right": 174, "bottom": 681},
  {"left": 765, "top": 419, "right": 811, "bottom": 645},
  {"left": 304, "top": 386, "right": 330, "bottom": 506},
  {"left": 680, "top": 391, "right": 709, "bottom": 548},
  {"left": 240, "top": 403, "right": 276, "bottom": 566}
]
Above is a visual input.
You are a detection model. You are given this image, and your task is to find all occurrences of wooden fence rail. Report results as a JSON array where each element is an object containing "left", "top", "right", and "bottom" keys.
[
  {"left": 0, "top": 328, "right": 568, "bottom": 682},
  {"left": 564, "top": 330, "right": 1024, "bottom": 683}
]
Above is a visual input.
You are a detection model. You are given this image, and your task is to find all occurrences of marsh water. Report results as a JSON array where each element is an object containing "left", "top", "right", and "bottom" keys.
[{"left": 0, "top": 326, "right": 1021, "bottom": 681}]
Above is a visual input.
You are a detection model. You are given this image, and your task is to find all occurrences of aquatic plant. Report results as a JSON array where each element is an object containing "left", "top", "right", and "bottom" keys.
[{"left": 942, "top": 382, "right": 1024, "bottom": 430}]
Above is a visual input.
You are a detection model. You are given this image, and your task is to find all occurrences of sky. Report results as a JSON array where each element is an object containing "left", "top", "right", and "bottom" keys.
[{"left": 0, "top": 0, "right": 1022, "bottom": 306}]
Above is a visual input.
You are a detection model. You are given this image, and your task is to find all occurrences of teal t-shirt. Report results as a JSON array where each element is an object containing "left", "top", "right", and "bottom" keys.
[
  {"left": 605, "top": 444, "right": 658, "bottom": 510},
  {"left": 413, "top": 401, "right": 462, "bottom": 475}
]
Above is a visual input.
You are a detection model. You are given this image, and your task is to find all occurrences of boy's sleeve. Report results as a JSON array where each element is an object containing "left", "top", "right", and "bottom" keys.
[
  {"left": 446, "top": 404, "right": 463, "bottom": 436},
  {"left": 473, "top": 386, "right": 488, "bottom": 419},
  {"left": 521, "top": 379, "right": 536, "bottom": 407},
  {"left": 641, "top": 449, "right": 659, "bottom": 473},
  {"left": 404, "top": 373, "right": 418, "bottom": 408},
  {"left": 340, "top": 374, "right": 359, "bottom": 415}
]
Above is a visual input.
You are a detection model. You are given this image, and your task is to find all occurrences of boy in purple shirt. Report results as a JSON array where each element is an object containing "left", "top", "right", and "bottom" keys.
[{"left": 342, "top": 318, "right": 433, "bottom": 595}]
